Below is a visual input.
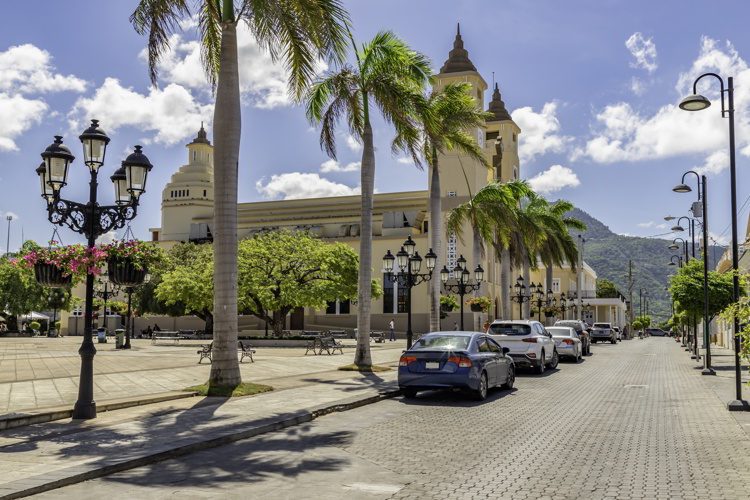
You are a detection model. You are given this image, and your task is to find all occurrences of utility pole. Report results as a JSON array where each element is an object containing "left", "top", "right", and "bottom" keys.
[
  {"left": 5, "top": 215, "right": 12, "bottom": 255},
  {"left": 627, "top": 260, "right": 634, "bottom": 339}
]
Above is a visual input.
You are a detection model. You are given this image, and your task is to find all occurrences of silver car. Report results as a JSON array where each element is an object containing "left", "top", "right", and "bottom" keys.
[{"left": 547, "top": 326, "right": 582, "bottom": 363}]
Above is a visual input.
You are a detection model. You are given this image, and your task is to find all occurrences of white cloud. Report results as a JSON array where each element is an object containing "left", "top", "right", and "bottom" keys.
[
  {"left": 69, "top": 78, "right": 213, "bottom": 145},
  {"left": 527, "top": 165, "right": 580, "bottom": 194},
  {"left": 637, "top": 221, "right": 655, "bottom": 228},
  {"left": 511, "top": 102, "right": 571, "bottom": 163},
  {"left": 256, "top": 172, "right": 360, "bottom": 200},
  {"left": 345, "top": 134, "right": 362, "bottom": 152},
  {"left": 578, "top": 36, "right": 750, "bottom": 169},
  {"left": 694, "top": 150, "right": 729, "bottom": 175},
  {"left": 0, "top": 211, "right": 19, "bottom": 220},
  {"left": 143, "top": 25, "right": 327, "bottom": 109},
  {"left": 0, "top": 93, "right": 47, "bottom": 151},
  {"left": 0, "top": 44, "right": 86, "bottom": 94},
  {"left": 630, "top": 77, "right": 647, "bottom": 96},
  {"left": 396, "top": 157, "right": 413, "bottom": 164},
  {"left": 320, "top": 159, "right": 360, "bottom": 173},
  {"left": 625, "top": 32, "right": 658, "bottom": 73},
  {"left": 95, "top": 231, "right": 117, "bottom": 245}
]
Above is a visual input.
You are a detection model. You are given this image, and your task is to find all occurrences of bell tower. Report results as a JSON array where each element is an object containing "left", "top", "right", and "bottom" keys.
[
  {"left": 159, "top": 124, "right": 214, "bottom": 242},
  {"left": 485, "top": 83, "right": 521, "bottom": 182}
]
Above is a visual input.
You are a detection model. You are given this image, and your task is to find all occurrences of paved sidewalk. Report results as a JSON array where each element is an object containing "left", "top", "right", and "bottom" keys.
[
  {"left": 0, "top": 337, "right": 405, "bottom": 414},
  {"left": 0, "top": 368, "right": 399, "bottom": 498}
]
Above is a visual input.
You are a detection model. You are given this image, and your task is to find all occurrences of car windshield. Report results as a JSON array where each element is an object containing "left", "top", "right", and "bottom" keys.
[
  {"left": 547, "top": 327, "right": 572, "bottom": 337},
  {"left": 488, "top": 323, "right": 531, "bottom": 335},
  {"left": 411, "top": 335, "right": 471, "bottom": 351}
]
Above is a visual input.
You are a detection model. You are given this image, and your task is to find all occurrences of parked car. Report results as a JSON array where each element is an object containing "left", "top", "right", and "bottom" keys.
[
  {"left": 547, "top": 326, "right": 583, "bottom": 362},
  {"left": 591, "top": 322, "right": 617, "bottom": 344},
  {"left": 398, "top": 332, "right": 515, "bottom": 401},
  {"left": 613, "top": 326, "right": 622, "bottom": 341},
  {"left": 646, "top": 328, "right": 668, "bottom": 337},
  {"left": 553, "top": 320, "right": 591, "bottom": 356},
  {"left": 487, "top": 320, "right": 558, "bottom": 374}
]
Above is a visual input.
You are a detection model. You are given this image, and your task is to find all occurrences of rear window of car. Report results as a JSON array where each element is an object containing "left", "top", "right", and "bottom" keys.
[
  {"left": 411, "top": 335, "right": 471, "bottom": 351},
  {"left": 547, "top": 327, "right": 573, "bottom": 337},
  {"left": 555, "top": 321, "right": 581, "bottom": 331},
  {"left": 593, "top": 323, "right": 610, "bottom": 328},
  {"left": 488, "top": 323, "right": 531, "bottom": 335}
]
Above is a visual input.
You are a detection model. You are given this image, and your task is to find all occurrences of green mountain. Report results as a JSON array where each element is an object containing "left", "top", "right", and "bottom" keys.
[{"left": 567, "top": 208, "right": 722, "bottom": 323}]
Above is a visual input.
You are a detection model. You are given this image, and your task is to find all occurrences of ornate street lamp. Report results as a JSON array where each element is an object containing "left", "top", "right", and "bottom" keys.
[
  {"left": 674, "top": 170, "right": 714, "bottom": 375},
  {"left": 532, "top": 285, "right": 555, "bottom": 323},
  {"left": 679, "top": 72, "right": 748, "bottom": 411},
  {"left": 510, "top": 276, "right": 532, "bottom": 320},
  {"left": 382, "top": 237, "right": 436, "bottom": 348},
  {"left": 35, "top": 120, "right": 153, "bottom": 420},
  {"left": 440, "top": 254, "right": 483, "bottom": 330},
  {"left": 124, "top": 274, "right": 151, "bottom": 350},
  {"left": 94, "top": 279, "right": 120, "bottom": 333}
]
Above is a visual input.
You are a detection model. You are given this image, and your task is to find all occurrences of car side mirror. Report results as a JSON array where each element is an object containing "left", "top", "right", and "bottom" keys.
[{"left": 502, "top": 347, "right": 510, "bottom": 355}]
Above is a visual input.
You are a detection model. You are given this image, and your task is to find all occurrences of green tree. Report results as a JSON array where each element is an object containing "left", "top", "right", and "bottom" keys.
[
  {"left": 306, "top": 31, "right": 431, "bottom": 366},
  {"left": 0, "top": 258, "right": 47, "bottom": 322},
  {"left": 596, "top": 279, "right": 620, "bottom": 298},
  {"left": 237, "top": 230, "right": 375, "bottom": 335},
  {"left": 669, "top": 259, "right": 738, "bottom": 320},
  {"left": 132, "top": 0, "right": 350, "bottom": 388},
  {"left": 395, "top": 82, "right": 490, "bottom": 331}
]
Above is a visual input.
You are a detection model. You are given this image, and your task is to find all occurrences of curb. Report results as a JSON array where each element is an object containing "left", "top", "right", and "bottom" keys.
[
  {"left": 0, "top": 385, "right": 401, "bottom": 499},
  {"left": 0, "top": 391, "right": 199, "bottom": 431}
]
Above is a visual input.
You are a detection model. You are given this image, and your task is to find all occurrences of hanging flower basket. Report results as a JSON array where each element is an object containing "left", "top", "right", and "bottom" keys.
[
  {"left": 469, "top": 303, "right": 483, "bottom": 312},
  {"left": 107, "top": 257, "right": 147, "bottom": 286},
  {"left": 33, "top": 262, "right": 72, "bottom": 288},
  {"left": 440, "top": 295, "right": 459, "bottom": 313},
  {"left": 467, "top": 296, "right": 492, "bottom": 313}
]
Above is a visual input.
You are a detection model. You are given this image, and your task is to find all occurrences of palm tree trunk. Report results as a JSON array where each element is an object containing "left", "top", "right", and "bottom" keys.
[
  {"left": 522, "top": 252, "right": 530, "bottom": 320},
  {"left": 545, "top": 264, "right": 553, "bottom": 326},
  {"left": 354, "top": 120, "right": 375, "bottom": 366},
  {"left": 209, "top": 21, "right": 241, "bottom": 387},
  {"left": 428, "top": 152, "right": 441, "bottom": 332},
  {"left": 500, "top": 249, "right": 511, "bottom": 319}
]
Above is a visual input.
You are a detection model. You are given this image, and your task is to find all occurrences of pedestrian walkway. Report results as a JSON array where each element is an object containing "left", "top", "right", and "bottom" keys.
[{"left": 0, "top": 337, "right": 405, "bottom": 414}]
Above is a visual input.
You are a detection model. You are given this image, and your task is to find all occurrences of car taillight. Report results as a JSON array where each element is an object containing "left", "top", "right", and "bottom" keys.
[
  {"left": 562, "top": 339, "right": 574, "bottom": 345},
  {"left": 522, "top": 338, "right": 538, "bottom": 343},
  {"left": 448, "top": 355, "right": 472, "bottom": 367},
  {"left": 399, "top": 355, "right": 416, "bottom": 366}
]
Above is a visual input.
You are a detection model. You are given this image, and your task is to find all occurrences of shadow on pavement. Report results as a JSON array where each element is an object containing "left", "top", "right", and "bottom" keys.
[{"left": 397, "top": 387, "right": 516, "bottom": 407}]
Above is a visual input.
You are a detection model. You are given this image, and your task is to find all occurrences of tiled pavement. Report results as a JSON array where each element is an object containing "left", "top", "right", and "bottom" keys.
[{"left": 38, "top": 336, "right": 750, "bottom": 499}]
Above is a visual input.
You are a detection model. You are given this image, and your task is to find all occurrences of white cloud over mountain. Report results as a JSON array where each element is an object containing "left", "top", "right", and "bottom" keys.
[
  {"left": 527, "top": 164, "right": 580, "bottom": 194},
  {"left": 256, "top": 172, "right": 360, "bottom": 200},
  {"left": 511, "top": 102, "right": 571, "bottom": 163}
]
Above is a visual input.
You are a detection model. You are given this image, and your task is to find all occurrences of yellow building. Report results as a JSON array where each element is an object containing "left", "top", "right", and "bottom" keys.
[{"left": 138, "top": 28, "right": 625, "bottom": 334}]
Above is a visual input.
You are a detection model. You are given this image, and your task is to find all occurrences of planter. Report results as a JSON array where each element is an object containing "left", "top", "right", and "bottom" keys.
[
  {"left": 470, "top": 303, "right": 484, "bottom": 312},
  {"left": 34, "top": 262, "right": 72, "bottom": 288},
  {"left": 441, "top": 304, "right": 454, "bottom": 313},
  {"left": 544, "top": 311, "right": 555, "bottom": 318},
  {"left": 107, "top": 258, "right": 147, "bottom": 286}
]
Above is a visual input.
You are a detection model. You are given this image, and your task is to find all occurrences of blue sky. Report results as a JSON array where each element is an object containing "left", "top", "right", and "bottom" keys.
[{"left": 1, "top": 0, "right": 749, "bottom": 251}]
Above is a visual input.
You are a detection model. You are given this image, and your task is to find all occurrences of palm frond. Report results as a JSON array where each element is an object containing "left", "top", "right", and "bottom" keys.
[{"left": 198, "top": 0, "right": 222, "bottom": 91}]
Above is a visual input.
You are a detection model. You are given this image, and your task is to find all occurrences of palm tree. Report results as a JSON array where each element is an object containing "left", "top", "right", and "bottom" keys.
[
  {"left": 394, "top": 82, "right": 490, "bottom": 332},
  {"left": 131, "top": 0, "right": 350, "bottom": 388},
  {"left": 306, "top": 31, "right": 431, "bottom": 367},
  {"left": 446, "top": 180, "right": 532, "bottom": 319}
]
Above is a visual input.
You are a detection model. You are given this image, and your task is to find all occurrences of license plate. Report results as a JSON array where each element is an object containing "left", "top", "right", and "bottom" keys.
[{"left": 425, "top": 361, "right": 440, "bottom": 369}]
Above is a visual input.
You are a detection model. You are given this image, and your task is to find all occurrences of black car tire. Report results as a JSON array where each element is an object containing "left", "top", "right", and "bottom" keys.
[
  {"left": 402, "top": 388, "right": 418, "bottom": 399},
  {"left": 548, "top": 349, "right": 559, "bottom": 369},
  {"left": 576, "top": 348, "right": 582, "bottom": 363},
  {"left": 502, "top": 365, "right": 515, "bottom": 390},
  {"left": 474, "top": 372, "right": 488, "bottom": 401},
  {"left": 536, "top": 351, "right": 546, "bottom": 374}
]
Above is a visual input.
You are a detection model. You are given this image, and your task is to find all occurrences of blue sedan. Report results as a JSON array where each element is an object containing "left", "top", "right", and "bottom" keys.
[{"left": 398, "top": 331, "right": 515, "bottom": 400}]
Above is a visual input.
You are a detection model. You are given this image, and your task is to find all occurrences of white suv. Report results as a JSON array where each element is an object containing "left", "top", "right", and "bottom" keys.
[{"left": 487, "top": 320, "right": 558, "bottom": 374}]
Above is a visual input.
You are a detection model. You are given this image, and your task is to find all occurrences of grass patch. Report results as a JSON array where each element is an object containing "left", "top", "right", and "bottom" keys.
[
  {"left": 185, "top": 381, "right": 274, "bottom": 397},
  {"left": 338, "top": 363, "right": 392, "bottom": 373}
]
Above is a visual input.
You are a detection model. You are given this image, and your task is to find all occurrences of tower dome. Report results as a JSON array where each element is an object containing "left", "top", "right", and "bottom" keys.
[{"left": 439, "top": 24, "right": 477, "bottom": 74}]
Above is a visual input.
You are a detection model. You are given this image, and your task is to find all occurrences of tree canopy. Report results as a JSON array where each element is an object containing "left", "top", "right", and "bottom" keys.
[
  {"left": 596, "top": 279, "right": 620, "bottom": 298},
  {"left": 669, "top": 259, "right": 739, "bottom": 320}
]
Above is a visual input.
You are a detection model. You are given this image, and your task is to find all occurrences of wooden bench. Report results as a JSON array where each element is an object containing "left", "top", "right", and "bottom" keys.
[
  {"left": 197, "top": 342, "right": 212, "bottom": 363},
  {"left": 153, "top": 335, "right": 181, "bottom": 345},
  {"left": 318, "top": 336, "right": 344, "bottom": 355},
  {"left": 238, "top": 341, "right": 255, "bottom": 363}
]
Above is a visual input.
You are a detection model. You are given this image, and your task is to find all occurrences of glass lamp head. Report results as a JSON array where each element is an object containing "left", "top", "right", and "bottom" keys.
[
  {"left": 424, "top": 248, "right": 437, "bottom": 272},
  {"left": 673, "top": 183, "right": 692, "bottom": 194},
  {"left": 409, "top": 251, "right": 422, "bottom": 274},
  {"left": 110, "top": 165, "right": 129, "bottom": 205},
  {"left": 679, "top": 94, "right": 711, "bottom": 111},
  {"left": 474, "top": 265, "right": 484, "bottom": 283},
  {"left": 396, "top": 247, "right": 409, "bottom": 271},
  {"left": 41, "top": 136, "right": 75, "bottom": 194},
  {"left": 440, "top": 266, "right": 449, "bottom": 283},
  {"left": 122, "top": 145, "right": 153, "bottom": 199},
  {"left": 457, "top": 254, "right": 467, "bottom": 270},
  {"left": 36, "top": 161, "right": 54, "bottom": 203},
  {"left": 402, "top": 235, "right": 416, "bottom": 257},
  {"left": 78, "top": 119, "right": 110, "bottom": 171},
  {"left": 382, "top": 250, "right": 395, "bottom": 273}
]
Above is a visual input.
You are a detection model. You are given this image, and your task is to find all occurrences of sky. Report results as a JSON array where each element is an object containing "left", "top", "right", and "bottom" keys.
[{"left": 1, "top": 0, "right": 749, "bottom": 252}]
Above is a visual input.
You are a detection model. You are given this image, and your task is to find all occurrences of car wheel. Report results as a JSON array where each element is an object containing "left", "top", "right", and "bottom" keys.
[
  {"left": 576, "top": 348, "right": 582, "bottom": 363},
  {"left": 502, "top": 365, "right": 515, "bottom": 390},
  {"left": 535, "top": 351, "right": 546, "bottom": 374},
  {"left": 402, "top": 388, "right": 418, "bottom": 399},
  {"left": 548, "top": 349, "right": 559, "bottom": 369},
  {"left": 473, "top": 372, "right": 488, "bottom": 401}
]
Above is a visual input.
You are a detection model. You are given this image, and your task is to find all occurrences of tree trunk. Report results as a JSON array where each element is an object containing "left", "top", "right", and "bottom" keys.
[
  {"left": 500, "top": 249, "right": 511, "bottom": 319},
  {"left": 428, "top": 152, "right": 441, "bottom": 332},
  {"left": 271, "top": 310, "right": 285, "bottom": 336},
  {"left": 209, "top": 21, "right": 241, "bottom": 387},
  {"left": 354, "top": 121, "right": 375, "bottom": 366},
  {"left": 545, "top": 264, "right": 553, "bottom": 326},
  {"left": 204, "top": 312, "right": 213, "bottom": 336},
  {"left": 472, "top": 229, "right": 483, "bottom": 330}
]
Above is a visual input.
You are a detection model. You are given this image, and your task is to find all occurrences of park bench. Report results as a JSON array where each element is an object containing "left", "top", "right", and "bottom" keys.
[
  {"left": 152, "top": 334, "right": 181, "bottom": 345},
  {"left": 318, "top": 336, "right": 344, "bottom": 355},
  {"left": 197, "top": 342, "right": 212, "bottom": 363},
  {"left": 238, "top": 341, "right": 255, "bottom": 363},
  {"left": 327, "top": 330, "right": 348, "bottom": 339},
  {"left": 370, "top": 331, "right": 385, "bottom": 343},
  {"left": 301, "top": 330, "right": 323, "bottom": 338},
  {"left": 304, "top": 337, "right": 319, "bottom": 355}
]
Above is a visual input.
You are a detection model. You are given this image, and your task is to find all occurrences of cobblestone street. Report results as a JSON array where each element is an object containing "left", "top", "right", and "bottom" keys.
[{"left": 40, "top": 337, "right": 750, "bottom": 500}]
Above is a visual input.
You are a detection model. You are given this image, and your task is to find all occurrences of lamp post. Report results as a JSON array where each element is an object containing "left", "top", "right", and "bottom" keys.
[
  {"left": 671, "top": 216, "right": 697, "bottom": 259},
  {"left": 5, "top": 215, "right": 12, "bottom": 255},
  {"left": 35, "top": 120, "right": 153, "bottom": 419},
  {"left": 674, "top": 171, "right": 715, "bottom": 375},
  {"left": 94, "top": 279, "right": 120, "bottom": 333},
  {"left": 679, "top": 73, "right": 747, "bottom": 410},
  {"left": 383, "top": 236, "right": 436, "bottom": 348},
  {"left": 510, "top": 276, "right": 532, "bottom": 320},
  {"left": 532, "top": 285, "right": 555, "bottom": 323},
  {"left": 668, "top": 237, "right": 690, "bottom": 263},
  {"left": 123, "top": 274, "right": 150, "bottom": 350},
  {"left": 440, "top": 255, "right": 483, "bottom": 331}
]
